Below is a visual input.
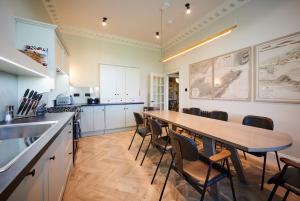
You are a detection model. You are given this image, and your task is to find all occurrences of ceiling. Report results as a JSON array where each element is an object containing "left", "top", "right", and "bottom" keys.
[{"left": 43, "top": 0, "right": 249, "bottom": 47}]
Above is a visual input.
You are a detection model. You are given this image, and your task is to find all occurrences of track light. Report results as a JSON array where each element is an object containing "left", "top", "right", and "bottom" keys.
[
  {"left": 102, "top": 17, "right": 107, "bottom": 26},
  {"left": 156, "top": 32, "right": 160, "bottom": 39},
  {"left": 185, "top": 3, "right": 191, "bottom": 14}
]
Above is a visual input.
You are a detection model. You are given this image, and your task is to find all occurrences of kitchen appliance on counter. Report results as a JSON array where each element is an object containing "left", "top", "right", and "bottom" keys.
[
  {"left": 55, "top": 93, "right": 74, "bottom": 106},
  {"left": 87, "top": 98, "right": 99, "bottom": 104}
]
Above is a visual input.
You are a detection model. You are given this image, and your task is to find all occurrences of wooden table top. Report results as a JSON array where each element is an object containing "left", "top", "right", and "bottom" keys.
[{"left": 143, "top": 110, "right": 293, "bottom": 153}]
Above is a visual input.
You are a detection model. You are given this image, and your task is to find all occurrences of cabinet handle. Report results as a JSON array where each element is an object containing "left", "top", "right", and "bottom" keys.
[
  {"left": 49, "top": 155, "right": 56, "bottom": 160},
  {"left": 68, "top": 152, "right": 72, "bottom": 155},
  {"left": 26, "top": 169, "right": 35, "bottom": 177},
  {"left": 69, "top": 131, "right": 72, "bottom": 134},
  {"left": 69, "top": 122, "right": 72, "bottom": 125}
]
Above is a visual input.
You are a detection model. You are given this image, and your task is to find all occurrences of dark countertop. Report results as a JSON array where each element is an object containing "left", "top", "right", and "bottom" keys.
[{"left": 0, "top": 112, "right": 74, "bottom": 200}]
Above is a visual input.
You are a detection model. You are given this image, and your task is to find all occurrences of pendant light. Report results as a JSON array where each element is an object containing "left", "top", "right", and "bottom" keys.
[
  {"left": 102, "top": 17, "right": 108, "bottom": 26},
  {"left": 185, "top": 3, "right": 191, "bottom": 14}
]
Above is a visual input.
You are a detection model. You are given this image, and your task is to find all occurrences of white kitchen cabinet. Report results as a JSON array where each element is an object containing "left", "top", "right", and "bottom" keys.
[
  {"left": 100, "top": 65, "right": 140, "bottom": 103},
  {"left": 8, "top": 119, "right": 73, "bottom": 201},
  {"left": 80, "top": 106, "right": 94, "bottom": 133},
  {"left": 93, "top": 106, "right": 105, "bottom": 131},
  {"left": 125, "top": 68, "right": 140, "bottom": 102},
  {"left": 55, "top": 38, "right": 63, "bottom": 70},
  {"left": 105, "top": 105, "right": 126, "bottom": 129},
  {"left": 125, "top": 104, "right": 143, "bottom": 127}
]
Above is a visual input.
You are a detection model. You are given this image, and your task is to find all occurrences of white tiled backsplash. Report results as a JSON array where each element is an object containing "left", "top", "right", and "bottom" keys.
[{"left": 70, "top": 86, "right": 99, "bottom": 104}]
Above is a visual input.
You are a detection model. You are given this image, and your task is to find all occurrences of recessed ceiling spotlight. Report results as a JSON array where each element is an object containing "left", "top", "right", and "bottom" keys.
[
  {"left": 155, "top": 32, "right": 160, "bottom": 39},
  {"left": 102, "top": 17, "right": 108, "bottom": 26},
  {"left": 185, "top": 3, "right": 191, "bottom": 14}
]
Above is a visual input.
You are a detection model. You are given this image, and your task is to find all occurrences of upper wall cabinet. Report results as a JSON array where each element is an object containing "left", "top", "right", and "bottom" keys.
[
  {"left": 15, "top": 17, "right": 70, "bottom": 94},
  {"left": 100, "top": 65, "right": 140, "bottom": 103}
]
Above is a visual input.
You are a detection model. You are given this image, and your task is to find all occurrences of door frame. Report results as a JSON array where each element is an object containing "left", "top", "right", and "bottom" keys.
[{"left": 165, "top": 70, "right": 180, "bottom": 112}]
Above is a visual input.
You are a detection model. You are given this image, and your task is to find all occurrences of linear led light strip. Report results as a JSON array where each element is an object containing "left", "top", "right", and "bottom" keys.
[
  {"left": 0, "top": 56, "right": 47, "bottom": 77},
  {"left": 162, "top": 25, "right": 238, "bottom": 62}
]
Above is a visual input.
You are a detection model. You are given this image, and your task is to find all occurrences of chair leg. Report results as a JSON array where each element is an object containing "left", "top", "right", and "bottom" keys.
[
  {"left": 140, "top": 140, "right": 151, "bottom": 166},
  {"left": 135, "top": 136, "right": 145, "bottom": 160},
  {"left": 151, "top": 150, "right": 166, "bottom": 184},
  {"left": 267, "top": 183, "right": 280, "bottom": 201},
  {"left": 243, "top": 151, "right": 247, "bottom": 160},
  {"left": 159, "top": 155, "right": 174, "bottom": 201},
  {"left": 128, "top": 129, "right": 137, "bottom": 150},
  {"left": 282, "top": 189, "right": 290, "bottom": 201},
  {"left": 275, "top": 151, "right": 281, "bottom": 171},
  {"left": 226, "top": 159, "right": 237, "bottom": 201},
  {"left": 200, "top": 184, "right": 208, "bottom": 201},
  {"left": 261, "top": 153, "right": 267, "bottom": 190}
]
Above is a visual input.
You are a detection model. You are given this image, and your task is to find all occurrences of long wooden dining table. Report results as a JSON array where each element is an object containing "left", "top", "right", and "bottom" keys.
[{"left": 143, "top": 110, "right": 293, "bottom": 200}]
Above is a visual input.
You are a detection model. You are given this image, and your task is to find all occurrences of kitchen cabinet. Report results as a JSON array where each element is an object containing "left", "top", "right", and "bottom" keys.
[
  {"left": 100, "top": 65, "right": 140, "bottom": 103},
  {"left": 80, "top": 106, "right": 94, "bottom": 133},
  {"left": 125, "top": 104, "right": 143, "bottom": 127},
  {"left": 105, "top": 105, "right": 126, "bottom": 129},
  {"left": 93, "top": 106, "right": 105, "bottom": 131},
  {"left": 7, "top": 119, "right": 73, "bottom": 201}
]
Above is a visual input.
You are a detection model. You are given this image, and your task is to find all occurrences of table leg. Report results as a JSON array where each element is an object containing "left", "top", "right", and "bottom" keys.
[
  {"left": 202, "top": 137, "right": 220, "bottom": 201},
  {"left": 225, "top": 145, "right": 247, "bottom": 184}
]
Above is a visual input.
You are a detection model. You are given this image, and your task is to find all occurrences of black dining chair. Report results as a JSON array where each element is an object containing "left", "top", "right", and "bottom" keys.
[
  {"left": 267, "top": 157, "right": 300, "bottom": 201},
  {"left": 128, "top": 112, "right": 151, "bottom": 160},
  {"left": 210, "top": 110, "right": 228, "bottom": 121},
  {"left": 159, "top": 129, "right": 236, "bottom": 201},
  {"left": 144, "top": 106, "right": 169, "bottom": 134},
  {"left": 242, "top": 115, "right": 281, "bottom": 190},
  {"left": 140, "top": 119, "right": 172, "bottom": 184},
  {"left": 189, "top": 107, "right": 201, "bottom": 116}
]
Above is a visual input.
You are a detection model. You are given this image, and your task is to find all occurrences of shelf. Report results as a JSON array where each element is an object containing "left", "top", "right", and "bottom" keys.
[{"left": 0, "top": 41, "right": 47, "bottom": 77}]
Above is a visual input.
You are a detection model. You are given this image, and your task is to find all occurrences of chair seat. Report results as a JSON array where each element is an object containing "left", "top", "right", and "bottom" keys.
[
  {"left": 183, "top": 160, "right": 227, "bottom": 186},
  {"left": 137, "top": 127, "right": 150, "bottom": 137},
  {"left": 154, "top": 136, "right": 172, "bottom": 151},
  {"left": 268, "top": 167, "right": 300, "bottom": 195}
]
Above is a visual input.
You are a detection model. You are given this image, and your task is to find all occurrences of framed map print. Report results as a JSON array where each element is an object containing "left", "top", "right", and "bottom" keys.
[
  {"left": 189, "top": 59, "right": 213, "bottom": 99},
  {"left": 213, "top": 47, "right": 251, "bottom": 100},
  {"left": 255, "top": 32, "right": 300, "bottom": 103}
]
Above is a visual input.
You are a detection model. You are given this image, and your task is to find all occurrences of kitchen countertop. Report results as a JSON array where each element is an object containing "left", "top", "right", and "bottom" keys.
[{"left": 0, "top": 112, "right": 74, "bottom": 200}]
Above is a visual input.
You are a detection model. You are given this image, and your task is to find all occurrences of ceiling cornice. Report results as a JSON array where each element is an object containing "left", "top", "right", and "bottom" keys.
[
  {"left": 163, "top": 0, "right": 251, "bottom": 50},
  {"left": 59, "top": 25, "right": 161, "bottom": 50}
]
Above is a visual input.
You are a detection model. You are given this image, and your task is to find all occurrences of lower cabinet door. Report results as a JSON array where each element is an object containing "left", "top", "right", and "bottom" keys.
[
  {"left": 105, "top": 105, "right": 126, "bottom": 129},
  {"left": 93, "top": 106, "right": 105, "bottom": 131},
  {"left": 7, "top": 160, "right": 44, "bottom": 201},
  {"left": 125, "top": 104, "right": 143, "bottom": 127},
  {"left": 80, "top": 106, "right": 93, "bottom": 133}
]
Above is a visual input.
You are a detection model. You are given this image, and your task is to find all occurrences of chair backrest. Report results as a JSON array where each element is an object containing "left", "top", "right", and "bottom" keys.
[
  {"left": 210, "top": 111, "right": 228, "bottom": 121},
  {"left": 133, "top": 112, "right": 144, "bottom": 126},
  {"left": 149, "top": 119, "right": 162, "bottom": 143},
  {"left": 182, "top": 108, "right": 191, "bottom": 114},
  {"left": 242, "top": 115, "right": 274, "bottom": 130},
  {"left": 143, "top": 106, "right": 159, "bottom": 111},
  {"left": 189, "top": 107, "right": 201, "bottom": 116},
  {"left": 169, "top": 129, "right": 199, "bottom": 173},
  {"left": 200, "top": 110, "right": 211, "bottom": 118}
]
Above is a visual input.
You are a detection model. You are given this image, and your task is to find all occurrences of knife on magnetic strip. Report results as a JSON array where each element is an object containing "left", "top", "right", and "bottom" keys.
[{"left": 21, "top": 91, "right": 35, "bottom": 115}]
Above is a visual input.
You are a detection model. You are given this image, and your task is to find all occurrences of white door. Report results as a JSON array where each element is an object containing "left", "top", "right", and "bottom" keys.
[
  {"left": 105, "top": 105, "right": 126, "bottom": 129},
  {"left": 100, "top": 65, "right": 117, "bottom": 103},
  {"left": 80, "top": 107, "right": 93, "bottom": 133},
  {"left": 114, "top": 68, "right": 125, "bottom": 103},
  {"left": 125, "top": 104, "right": 143, "bottom": 127},
  {"left": 93, "top": 106, "right": 105, "bottom": 131},
  {"left": 150, "top": 73, "right": 165, "bottom": 110},
  {"left": 125, "top": 68, "right": 140, "bottom": 102}
]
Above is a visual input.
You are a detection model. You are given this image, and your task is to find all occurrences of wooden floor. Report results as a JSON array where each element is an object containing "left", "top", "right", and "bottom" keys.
[{"left": 63, "top": 130, "right": 298, "bottom": 201}]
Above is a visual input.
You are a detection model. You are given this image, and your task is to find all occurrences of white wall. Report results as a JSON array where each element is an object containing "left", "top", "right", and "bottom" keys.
[
  {"left": 62, "top": 33, "right": 164, "bottom": 105},
  {"left": 164, "top": 0, "right": 300, "bottom": 160}
]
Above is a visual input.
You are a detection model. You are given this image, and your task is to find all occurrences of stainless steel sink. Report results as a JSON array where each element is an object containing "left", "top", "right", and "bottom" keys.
[
  {"left": 0, "top": 121, "right": 56, "bottom": 140},
  {"left": 0, "top": 121, "right": 57, "bottom": 172}
]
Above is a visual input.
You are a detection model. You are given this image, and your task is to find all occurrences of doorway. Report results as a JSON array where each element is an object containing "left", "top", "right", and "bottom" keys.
[{"left": 168, "top": 72, "right": 179, "bottom": 111}]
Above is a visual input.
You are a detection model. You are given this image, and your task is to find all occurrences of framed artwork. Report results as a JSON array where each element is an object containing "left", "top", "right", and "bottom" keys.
[
  {"left": 189, "top": 59, "right": 213, "bottom": 99},
  {"left": 255, "top": 32, "right": 300, "bottom": 103},
  {"left": 213, "top": 47, "right": 251, "bottom": 100}
]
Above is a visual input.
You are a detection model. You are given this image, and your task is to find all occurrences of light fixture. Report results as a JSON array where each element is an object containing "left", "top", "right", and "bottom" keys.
[
  {"left": 185, "top": 3, "right": 191, "bottom": 14},
  {"left": 102, "top": 17, "right": 107, "bottom": 26},
  {"left": 155, "top": 32, "right": 160, "bottom": 39},
  {"left": 162, "top": 25, "right": 237, "bottom": 62}
]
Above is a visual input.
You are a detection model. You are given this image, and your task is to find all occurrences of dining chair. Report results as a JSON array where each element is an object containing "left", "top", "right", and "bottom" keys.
[
  {"left": 189, "top": 107, "right": 201, "bottom": 116},
  {"left": 242, "top": 115, "right": 281, "bottom": 190},
  {"left": 267, "top": 157, "right": 300, "bottom": 201},
  {"left": 159, "top": 129, "right": 236, "bottom": 201},
  {"left": 144, "top": 106, "right": 169, "bottom": 134},
  {"left": 140, "top": 119, "right": 172, "bottom": 184},
  {"left": 210, "top": 110, "right": 228, "bottom": 121},
  {"left": 128, "top": 112, "right": 151, "bottom": 160}
]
